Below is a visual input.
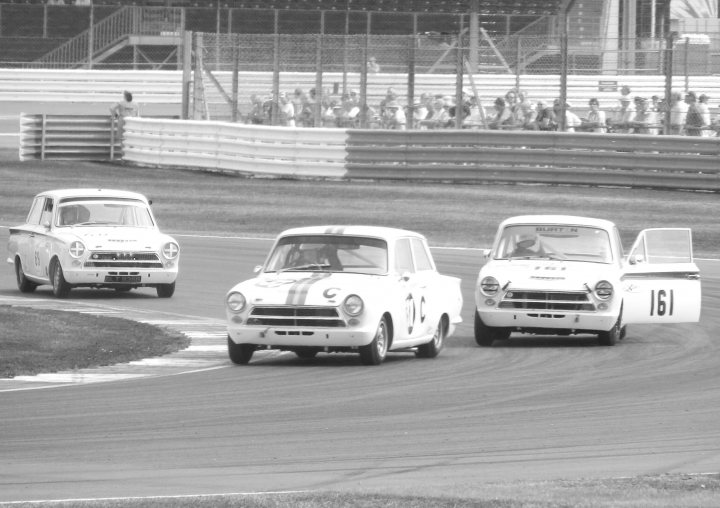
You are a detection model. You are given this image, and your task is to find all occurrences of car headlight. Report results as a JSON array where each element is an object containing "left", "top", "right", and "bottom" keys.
[
  {"left": 343, "top": 294, "right": 364, "bottom": 316},
  {"left": 480, "top": 276, "right": 500, "bottom": 296},
  {"left": 69, "top": 241, "right": 85, "bottom": 258},
  {"left": 226, "top": 292, "right": 247, "bottom": 312},
  {"left": 594, "top": 280, "right": 614, "bottom": 300},
  {"left": 162, "top": 242, "right": 180, "bottom": 259}
]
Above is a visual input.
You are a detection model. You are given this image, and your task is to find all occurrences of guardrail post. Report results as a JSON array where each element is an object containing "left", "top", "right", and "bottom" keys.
[{"left": 40, "top": 114, "right": 47, "bottom": 160}]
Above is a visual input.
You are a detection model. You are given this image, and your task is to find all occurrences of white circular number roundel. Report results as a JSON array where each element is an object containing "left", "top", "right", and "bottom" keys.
[{"left": 405, "top": 293, "right": 415, "bottom": 335}]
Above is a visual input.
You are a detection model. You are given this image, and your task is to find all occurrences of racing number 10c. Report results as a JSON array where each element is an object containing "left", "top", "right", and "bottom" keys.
[{"left": 650, "top": 289, "right": 674, "bottom": 317}]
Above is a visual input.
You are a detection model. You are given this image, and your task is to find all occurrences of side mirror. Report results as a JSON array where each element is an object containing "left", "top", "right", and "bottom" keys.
[
  {"left": 628, "top": 254, "right": 645, "bottom": 265},
  {"left": 43, "top": 220, "right": 51, "bottom": 229},
  {"left": 253, "top": 265, "right": 263, "bottom": 274},
  {"left": 401, "top": 271, "right": 412, "bottom": 282}
]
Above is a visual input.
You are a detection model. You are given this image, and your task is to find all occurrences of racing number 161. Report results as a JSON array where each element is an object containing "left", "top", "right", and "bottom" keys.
[{"left": 650, "top": 289, "right": 674, "bottom": 317}]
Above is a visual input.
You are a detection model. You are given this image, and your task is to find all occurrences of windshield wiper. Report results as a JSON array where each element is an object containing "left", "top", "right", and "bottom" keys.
[{"left": 278, "top": 263, "right": 331, "bottom": 273}]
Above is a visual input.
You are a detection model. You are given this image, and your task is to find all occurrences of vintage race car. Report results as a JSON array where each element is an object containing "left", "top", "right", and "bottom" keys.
[
  {"left": 226, "top": 225, "right": 463, "bottom": 365},
  {"left": 474, "top": 215, "right": 701, "bottom": 346},
  {"left": 7, "top": 188, "right": 180, "bottom": 298}
]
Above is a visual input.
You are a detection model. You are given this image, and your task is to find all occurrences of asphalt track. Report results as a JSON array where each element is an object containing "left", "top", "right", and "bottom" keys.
[{"left": 1, "top": 231, "right": 719, "bottom": 503}]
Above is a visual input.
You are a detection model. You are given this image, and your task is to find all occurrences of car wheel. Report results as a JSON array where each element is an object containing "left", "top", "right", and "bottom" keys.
[
  {"left": 227, "top": 336, "right": 255, "bottom": 365},
  {"left": 294, "top": 347, "right": 318, "bottom": 359},
  {"left": 15, "top": 258, "right": 37, "bottom": 293},
  {"left": 359, "top": 316, "right": 389, "bottom": 365},
  {"left": 156, "top": 282, "right": 175, "bottom": 298},
  {"left": 474, "top": 311, "right": 509, "bottom": 347},
  {"left": 50, "top": 259, "right": 71, "bottom": 298},
  {"left": 417, "top": 318, "right": 444, "bottom": 358}
]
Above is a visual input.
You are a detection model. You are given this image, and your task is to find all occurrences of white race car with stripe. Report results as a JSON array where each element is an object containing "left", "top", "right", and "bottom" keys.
[
  {"left": 474, "top": 215, "right": 701, "bottom": 346},
  {"left": 225, "top": 226, "right": 463, "bottom": 365}
]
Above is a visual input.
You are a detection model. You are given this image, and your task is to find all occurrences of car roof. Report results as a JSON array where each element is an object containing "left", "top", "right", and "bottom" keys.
[
  {"left": 499, "top": 215, "right": 617, "bottom": 230},
  {"left": 34, "top": 188, "right": 149, "bottom": 203},
  {"left": 278, "top": 225, "right": 426, "bottom": 241}
]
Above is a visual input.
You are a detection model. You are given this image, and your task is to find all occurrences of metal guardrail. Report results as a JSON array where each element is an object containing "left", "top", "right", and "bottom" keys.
[
  {"left": 17, "top": 114, "right": 720, "bottom": 193},
  {"left": 345, "top": 130, "right": 720, "bottom": 192},
  {"left": 122, "top": 117, "right": 348, "bottom": 177},
  {"left": 19, "top": 114, "right": 121, "bottom": 161}
]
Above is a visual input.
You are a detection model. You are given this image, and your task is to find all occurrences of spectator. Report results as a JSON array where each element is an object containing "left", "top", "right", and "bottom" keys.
[
  {"left": 488, "top": 97, "right": 513, "bottom": 129},
  {"left": 534, "top": 100, "right": 556, "bottom": 131},
  {"left": 278, "top": 92, "right": 295, "bottom": 127},
  {"left": 698, "top": 94, "right": 712, "bottom": 136},
  {"left": 248, "top": 94, "right": 266, "bottom": 124},
  {"left": 650, "top": 95, "right": 661, "bottom": 112},
  {"left": 426, "top": 97, "right": 449, "bottom": 128},
  {"left": 619, "top": 85, "right": 633, "bottom": 103},
  {"left": 110, "top": 90, "right": 139, "bottom": 119},
  {"left": 383, "top": 100, "right": 406, "bottom": 130},
  {"left": 684, "top": 91, "right": 704, "bottom": 136},
  {"left": 610, "top": 95, "right": 635, "bottom": 133},
  {"left": 291, "top": 88, "right": 306, "bottom": 124},
  {"left": 367, "top": 56, "right": 380, "bottom": 73},
  {"left": 412, "top": 100, "right": 429, "bottom": 129},
  {"left": 581, "top": 98, "right": 607, "bottom": 133},
  {"left": 553, "top": 99, "right": 581, "bottom": 132},
  {"left": 517, "top": 91, "right": 537, "bottom": 130},
  {"left": 629, "top": 97, "right": 658, "bottom": 135},
  {"left": 669, "top": 91, "right": 687, "bottom": 135}
]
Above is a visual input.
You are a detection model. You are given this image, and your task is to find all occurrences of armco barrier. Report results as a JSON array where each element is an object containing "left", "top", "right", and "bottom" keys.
[
  {"left": 19, "top": 114, "right": 121, "bottom": 161},
  {"left": 345, "top": 130, "right": 720, "bottom": 192},
  {"left": 122, "top": 117, "right": 348, "bottom": 178}
]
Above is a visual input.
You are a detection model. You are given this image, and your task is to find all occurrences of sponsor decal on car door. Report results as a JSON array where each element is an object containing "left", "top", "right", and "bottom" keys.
[{"left": 621, "top": 228, "right": 701, "bottom": 324}]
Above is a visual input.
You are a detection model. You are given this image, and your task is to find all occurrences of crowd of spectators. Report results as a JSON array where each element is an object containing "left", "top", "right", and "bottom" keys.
[{"left": 244, "top": 84, "right": 720, "bottom": 136}]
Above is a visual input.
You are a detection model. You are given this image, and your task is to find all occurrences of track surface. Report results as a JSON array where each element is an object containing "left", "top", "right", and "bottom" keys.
[{"left": 1, "top": 233, "right": 719, "bottom": 502}]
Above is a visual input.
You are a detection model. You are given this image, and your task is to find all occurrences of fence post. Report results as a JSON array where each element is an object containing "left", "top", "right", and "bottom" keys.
[
  {"left": 41, "top": 114, "right": 47, "bottom": 161},
  {"left": 87, "top": 4, "right": 94, "bottom": 69}
]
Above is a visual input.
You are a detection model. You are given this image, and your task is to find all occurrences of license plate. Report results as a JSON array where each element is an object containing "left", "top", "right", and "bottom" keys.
[{"left": 106, "top": 275, "right": 141, "bottom": 283}]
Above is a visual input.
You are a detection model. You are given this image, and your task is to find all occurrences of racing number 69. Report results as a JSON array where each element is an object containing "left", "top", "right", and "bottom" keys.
[{"left": 650, "top": 289, "right": 674, "bottom": 317}]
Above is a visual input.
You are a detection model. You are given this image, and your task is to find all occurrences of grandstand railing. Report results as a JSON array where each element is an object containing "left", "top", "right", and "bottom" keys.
[{"left": 31, "top": 7, "right": 184, "bottom": 69}]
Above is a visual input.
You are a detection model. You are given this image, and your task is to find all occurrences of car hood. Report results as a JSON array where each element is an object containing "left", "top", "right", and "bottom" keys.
[
  {"left": 230, "top": 272, "right": 385, "bottom": 307},
  {"left": 56, "top": 227, "right": 170, "bottom": 251},
  {"left": 482, "top": 260, "right": 617, "bottom": 290}
]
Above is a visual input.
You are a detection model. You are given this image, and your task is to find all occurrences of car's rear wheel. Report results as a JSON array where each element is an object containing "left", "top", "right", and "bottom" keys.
[
  {"left": 360, "top": 316, "right": 389, "bottom": 365},
  {"left": 417, "top": 318, "right": 444, "bottom": 358},
  {"left": 15, "top": 258, "right": 37, "bottom": 293},
  {"left": 50, "top": 259, "right": 71, "bottom": 298},
  {"left": 227, "top": 336, "right": 255, "bottom": 365},
  {"left": 156, "top": 282, "right": 175, "bottom": 298},
  {"left": 474, "top": 311, "right": 510, "bottom": 347}
]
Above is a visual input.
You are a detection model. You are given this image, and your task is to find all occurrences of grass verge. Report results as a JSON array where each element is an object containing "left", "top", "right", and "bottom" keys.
[
  {"left": 0, "top": 305, "right": 190, "bottom": 378},
  {"left": 3, "top": 473, "right": 720, "bottom": 507}
]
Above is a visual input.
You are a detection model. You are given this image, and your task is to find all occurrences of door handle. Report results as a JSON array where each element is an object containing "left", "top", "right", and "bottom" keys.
[{"left": 687, "top": 273, "right": 700, "bottom": 280}]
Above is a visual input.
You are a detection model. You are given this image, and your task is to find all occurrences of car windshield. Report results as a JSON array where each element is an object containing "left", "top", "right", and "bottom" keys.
[
  {"left": 496, "top": 224, "right": 613, "bottom": 263},
  {"left": 265, "top": 235, "right": 388, "bottom": 275},
  {"left": 56, "top": 201, "right": 155, "bottom": 228}
]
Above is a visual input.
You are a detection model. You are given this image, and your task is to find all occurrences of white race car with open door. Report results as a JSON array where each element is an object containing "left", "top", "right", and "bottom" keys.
[{"left": 474, "top": 215, "right": 701, "bottom": 346}]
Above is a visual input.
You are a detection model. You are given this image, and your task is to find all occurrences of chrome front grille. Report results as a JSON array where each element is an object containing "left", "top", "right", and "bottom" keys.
[
  {"left": 499, "top": 290, "right": 595, "bottom": 312},
  {"left": 247, "top": 306, "right": 346, "bottom": 327},
  {"left": 84, "top": 251, "right": 162, "bottom": 269}
]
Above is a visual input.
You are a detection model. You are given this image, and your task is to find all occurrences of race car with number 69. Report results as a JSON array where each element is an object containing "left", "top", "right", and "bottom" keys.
[
  {"left": 226, "top": 225, "right": 463, "bottom": 365},
  {"left": 474, "top": 215, "right": 701, "bottom": 346}
]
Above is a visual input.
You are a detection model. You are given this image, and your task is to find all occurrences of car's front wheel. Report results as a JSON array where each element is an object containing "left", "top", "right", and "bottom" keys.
[
  {"left": 359, "top": 316, "right": 389, "bottom": 365},
  {"left": 50, "top": 258, "right": 71, "bottom": 298},
  {"left": 227, "top": 336, "right": 255, "bottom": 365},
  {"left": 156, "top": 282, "right": 175, "bottom": 298},
  {"left": 474, "top": 311, "right": 510, "bottom": 347},
  {"left": 417, "top": 318, "right": 444, "bottom": 358},
  {"left": 598, "top": 305, "right": 623, "bottom": 346},
  {"left": 15, "top": 258, "right": 37, "bottom": 293},
  {"left": 294, "top": 347, "right": 318, "bottom": 359}
]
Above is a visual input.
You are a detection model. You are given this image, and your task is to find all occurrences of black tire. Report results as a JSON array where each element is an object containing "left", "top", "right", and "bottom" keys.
[
  {"left": 227, "top": 336, "right": 255, "bottom": 365},
  {"left": 359, "top": 316, "right": 389, "bottom": 365},
  {"left": 156, "top": 282, "right": 175, "bottom": 298},
  {"left": 417, "top": 318, "right": 444, "bottom": 358},
  {"left": 474, "top": 311, "right": 510, "bottom": 347},
  {"left": 294, "top": 348, "right": 318, "bottom": 359},
  {"left": 50, "top": 258, "right": 71, "bottom": 298},
  {"left": 15, "top": 258, "right": 37, "bottom": 293},
  {"left": 598, "top": 305, "right": 623, "bottom": 346}
]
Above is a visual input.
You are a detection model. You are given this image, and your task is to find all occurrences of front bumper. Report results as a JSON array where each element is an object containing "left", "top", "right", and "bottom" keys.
[
  {"left": 479, "top": 309, "right": 618, "bottom": 333},
  {"left": 227, "top": 323, "right": 377, "bottom": 348},
  {"left": 63, "top": 266, "right": 178, "bottom": 286}
]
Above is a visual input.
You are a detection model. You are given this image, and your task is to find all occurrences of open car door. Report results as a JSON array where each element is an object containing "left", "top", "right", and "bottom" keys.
[{"left": 622, "top": 228, "right": 701, "bottom": 324}]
